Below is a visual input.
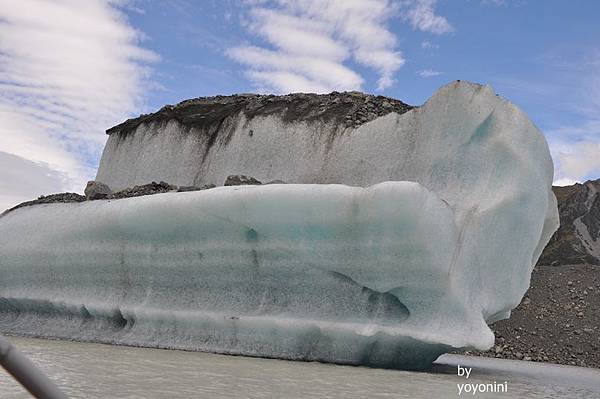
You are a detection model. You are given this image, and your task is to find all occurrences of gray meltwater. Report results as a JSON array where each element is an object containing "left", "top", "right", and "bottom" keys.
[{"left": 1, "top": 337, "right": 599, "bottom": 399}]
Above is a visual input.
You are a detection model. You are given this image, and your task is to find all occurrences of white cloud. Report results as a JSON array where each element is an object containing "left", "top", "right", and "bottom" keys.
[
  {"left": 549, "top": 124, "right": 600, "bottom": 185},
  {"left": 421, "top": 40, "right": 439, "bottom": 49},
  {"left": 481, "top": 0, "right": 506, "bottom": 6},
  {"left": 0, "top": 0, "right": 156, "bottom": 210},
  {"left": 229, "top": 0, "right": 453, "bottom": 93},
  {"left": 228, "top": 45, "right": 362, "bottom": 92},
  {"left": 229, "top": 0, "right": 416, "bottom": 93},
  {"left": 0, "top": 151, "right": 72, "bottom": 211},
  {"left": 557, "top": 141, "right": 600, "bottom": 180},
  {"left": 418, "top": 69, "right": 443, "bottom": 77},
  {"left": 553, "top": 178, "right": 579, "bottom": 187},
  {"left": 402, "top": 0, "right": 454, "bottom": 35}
]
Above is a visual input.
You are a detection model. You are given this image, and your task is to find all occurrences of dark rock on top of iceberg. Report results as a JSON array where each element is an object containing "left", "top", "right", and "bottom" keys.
[
  {"left": 2, "top": 176, "right": 291, "bottom": 216},
  {"left": 85, "top": 181, "right": 112, "bottom": 200},
  {"left": 2, "top": 181, "right": 223, "bottom": 216},
  {"left": 111, "top": 181, "right": 177, "bottom": 199},
  {"left": 264, "top": 180, "right": 287, "bottom": 185},
  {"left": 2, "top": 193, "right": 86, "bottom": 216},
  {"left": 106, "top": 91, "right": 414, "bottom": 137},
  {"left": 177, "top": 184, "right": 217, "bottom": 192},
  {"left": 224, "top": 175, "right": 262, "bottom": 186}
]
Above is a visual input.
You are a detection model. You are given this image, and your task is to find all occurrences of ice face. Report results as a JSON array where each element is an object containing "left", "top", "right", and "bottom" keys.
[
  {"left": 1, "top": 183, "right": 468, "bottom": 369},
  {"left": 0, "top": 81, "right": 559, "bottom": 370},
  {"left": 97, "top": 81, "right": 559, "bottom": 326}
]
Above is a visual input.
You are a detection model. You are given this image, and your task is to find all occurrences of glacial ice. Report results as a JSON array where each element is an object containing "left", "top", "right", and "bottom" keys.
[{"left": 0, "top": 81, "right": 559, "bottom": 370}]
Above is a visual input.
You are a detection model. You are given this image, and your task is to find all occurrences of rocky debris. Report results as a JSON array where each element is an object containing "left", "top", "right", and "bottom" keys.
[
  {"left": 1, "top": 193, "right": 86, "bottom": 216},
  {"left": 84, "top": 181, "right": 112, "bottom": 200},
  {"left": 106, "top": 91, "right": 414, "bottom": 137},
  {"left": 538, "top": 179, "right": 600, "bottom": 266},
  {"left": 264, "top": 180, "right": 287, "bottom": 185},
  {"left": 461, "top": 264, "right": 600, "bottom": 368},
  {"left": 111, "top": 181, "right": 177, "bottom": 199},
  {"left": 2, "top": 176, "right": 286, "bottom": 215},
  {"left": 177, "top": 184, "right": 216, "bottom": 192},
  {"left": 224, "top": 175, "right": 262, "bottom": 186}
]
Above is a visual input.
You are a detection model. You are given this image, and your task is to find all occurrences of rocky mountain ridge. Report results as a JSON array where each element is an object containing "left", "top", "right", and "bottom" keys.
[{"left": 538, "top": 179, "right": 600, "bottom": 266}]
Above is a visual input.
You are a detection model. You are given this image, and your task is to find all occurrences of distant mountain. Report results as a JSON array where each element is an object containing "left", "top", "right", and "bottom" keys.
[{"left": 538, "top": 179, "right": 600, "bottom": 266}]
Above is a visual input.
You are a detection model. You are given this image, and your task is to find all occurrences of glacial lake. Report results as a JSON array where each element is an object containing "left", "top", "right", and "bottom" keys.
[{"left": 1, "top": 337, "right": 599, "bottom": 398}]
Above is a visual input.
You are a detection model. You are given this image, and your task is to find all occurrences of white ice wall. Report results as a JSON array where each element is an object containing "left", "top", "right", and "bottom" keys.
[
  {"left": 1, "top": 183, "right": 470, "bottom": 369},
  {"left": 96, "top": 81, "right": 559, "bottom": 325}
]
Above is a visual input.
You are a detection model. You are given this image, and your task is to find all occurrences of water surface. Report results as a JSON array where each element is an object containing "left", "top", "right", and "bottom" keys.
[{"left": 1, "top": 338, "right": 598, "bottom": 398}]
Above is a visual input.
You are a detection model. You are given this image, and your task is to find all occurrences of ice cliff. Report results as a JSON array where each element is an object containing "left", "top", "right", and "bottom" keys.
[{"left": 0, "top": 81, "right": 559, "bottom": 370}]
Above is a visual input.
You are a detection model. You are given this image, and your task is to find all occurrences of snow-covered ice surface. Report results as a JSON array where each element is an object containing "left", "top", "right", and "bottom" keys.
[
  {"left": 1, "top": 338, "right": 599, "bottom": 398},
  {"left": 0, "top": 82, "right": 559, "bottom": 370}
]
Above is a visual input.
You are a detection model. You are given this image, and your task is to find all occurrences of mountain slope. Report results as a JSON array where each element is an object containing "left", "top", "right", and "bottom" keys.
[{"left": 538, "top": 179, "right": 600, "bottom": 266}]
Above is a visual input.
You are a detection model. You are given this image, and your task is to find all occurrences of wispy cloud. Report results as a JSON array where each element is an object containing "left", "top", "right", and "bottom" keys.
[
  {"left": 481, "top": 0, "right": 506, "bottom": 6},
  {"left": 418, "top": 69, "right": 443, "bottom": 77},
  {"left": 0, "top": 0, "right": 156, "bottom": 210},
  {"left": 555, "top": 141, "right": 600, "bottom": 184},
  {"left": 481, "top": 0, "right": 527, "bottom": 7},
  {"left": 547, "top": 121, "right": 600, "bottom": 185},
  {"left": 401, "top": 0, "right": 454, "bottom": 35},
  {"left": 421, "top": 40, "right": 440, "bottom": 49},
  {"left": 229, "top": 0, "right": 450, "bottom": 94}
]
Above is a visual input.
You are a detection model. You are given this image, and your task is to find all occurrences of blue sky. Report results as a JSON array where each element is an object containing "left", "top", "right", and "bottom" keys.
[{"left": 1, "top": 0, "right": 599, "bottom": 210}]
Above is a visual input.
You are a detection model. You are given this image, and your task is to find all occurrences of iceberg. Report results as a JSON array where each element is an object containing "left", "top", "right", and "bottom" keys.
[{"left": 0, "top": 81, "right": 559, "bottom": 370}]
